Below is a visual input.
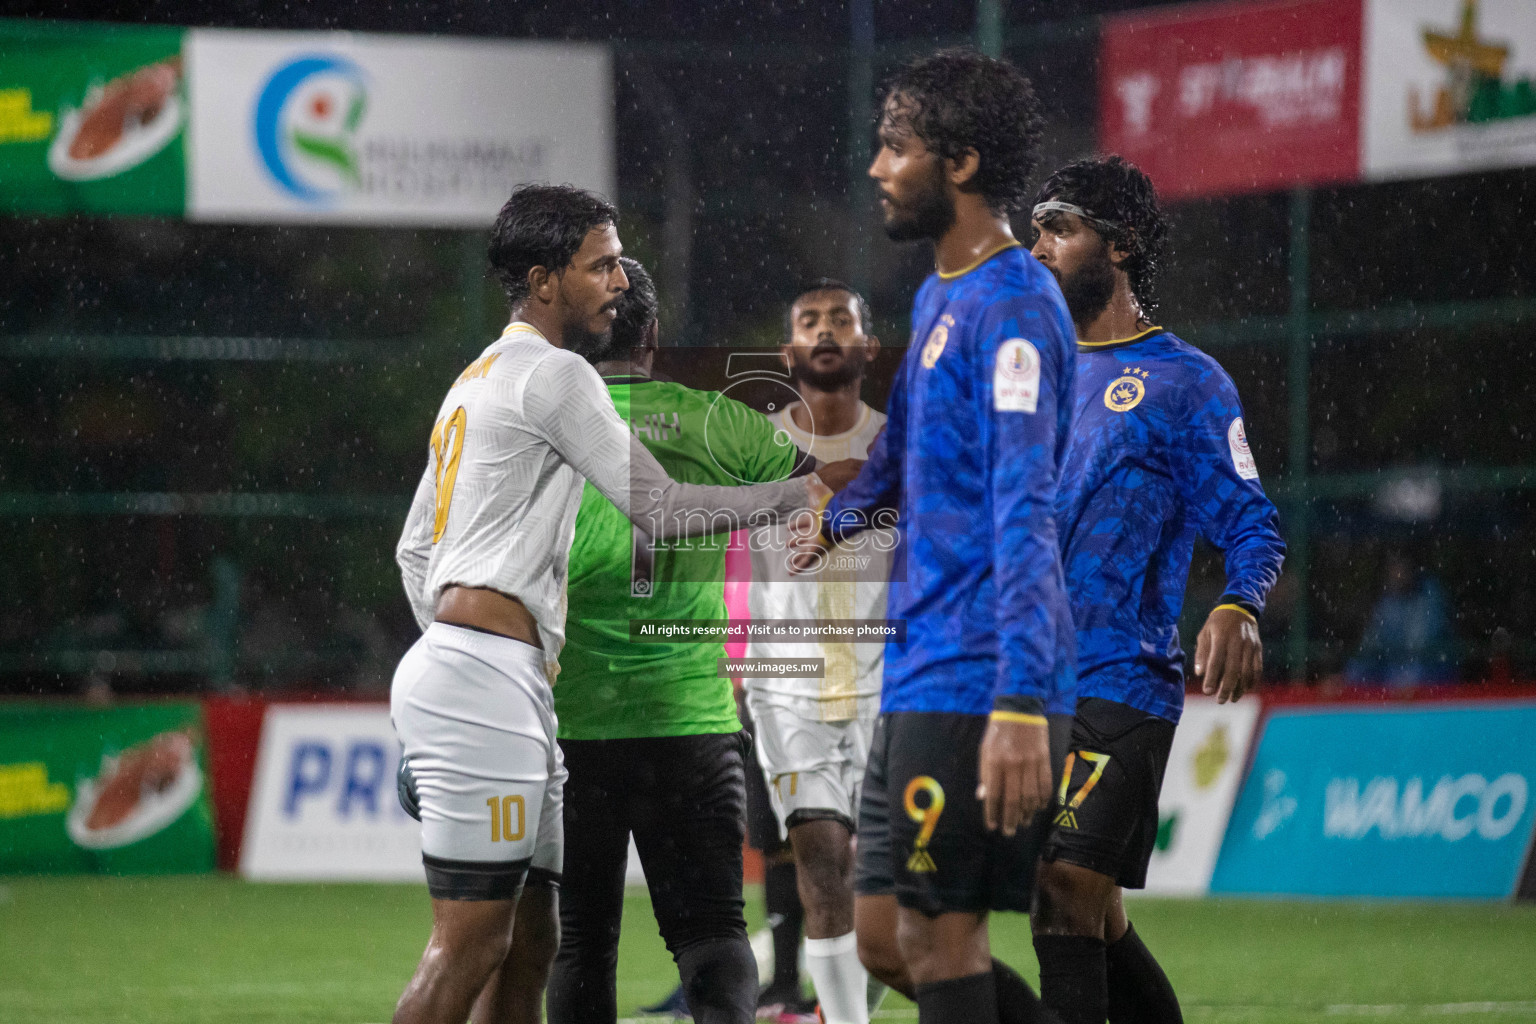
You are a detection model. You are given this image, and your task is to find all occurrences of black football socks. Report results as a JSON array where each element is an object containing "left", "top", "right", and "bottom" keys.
[
  {"left": 993, "top": 957, "right": 1063, "bottom": 1024},
  {"left": 1105, "top": 923, "right": 1182, "bottom": 1024},
  {"left": 764, "top": 859, "right": 803, "bottom": 997},
  {"left": 1034, "top": 934, "right": 1108, "bottom": 1024},
  {"left": 917, "top": 970, "right": 1000, "bottom": 1024}
]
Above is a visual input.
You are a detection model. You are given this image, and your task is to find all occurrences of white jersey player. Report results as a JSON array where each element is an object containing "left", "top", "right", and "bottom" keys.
[
  {"left": 744, "top": 281, "right": 894, "bottom": 1024},
  {"left": 387, "top": 186, "right": 830, "bottom": 1024},
  {"left": 746, "top": 400, "right": 891, "bottom": 819}
]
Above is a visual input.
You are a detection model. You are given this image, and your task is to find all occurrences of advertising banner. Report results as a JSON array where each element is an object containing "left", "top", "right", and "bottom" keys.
[
  {"left": 1100, "top": 0, "right": 1364, "bottom": 198},
  {"left": 1212, "top": 702, "right": 1536, "bottom": 898},
  {"left": 1143, "top": 696, "right": 1261, "bottom": 895},
  {"left": 1362, "top": 0, "right": 1536, "bottom": 180},
  {"left": 185, "top": 31, "right": 613, "bottom": 226},
  {"left": 0, "top": 21, "right": 186, "bottom": 216},
  {"left": 240, "top": 704, "right": 423, "bottom": 882},
  {"left": 0, "top": 20, "right": 613, "bottom": 224},
  {"left": 0, "top": 702, "right": 215, "bottom": 874},
  {"left": 1100, "top": 0, "right": 1536, "bottom": 196}
]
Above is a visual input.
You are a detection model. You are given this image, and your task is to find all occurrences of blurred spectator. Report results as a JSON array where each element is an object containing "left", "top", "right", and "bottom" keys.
[{"left": 1345, "top": 553, "right": 1458, "bottom": 688}]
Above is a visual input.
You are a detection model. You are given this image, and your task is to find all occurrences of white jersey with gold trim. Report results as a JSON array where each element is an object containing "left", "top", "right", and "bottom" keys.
[
  {"left": 746, "top": 401, "right": 891, "bottom": 719},
  {"left": 396, "top": 323, "right": 811, "bottom": 679}
]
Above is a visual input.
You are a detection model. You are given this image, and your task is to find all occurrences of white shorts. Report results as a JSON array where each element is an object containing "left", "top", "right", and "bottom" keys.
[
  {"left": 749, "top": 697, "right": 876, "bottom": 839},
  {"left": 391, "top": 622, "right": 565, "bottom": 899}
]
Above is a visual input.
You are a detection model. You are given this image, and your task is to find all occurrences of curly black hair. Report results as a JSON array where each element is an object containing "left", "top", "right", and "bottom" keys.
[
  {"left": 782, "top": 278, "right": 874, "bottom": 346},
  {"left": 1033, "top": 155, "right": 1169, "bottom": 315},
  {"left": 488, "top": 183, "right": 618, "bottom": 306},
  {"left": 879, "top": 48, "right": 1044, "bottom": 215}
]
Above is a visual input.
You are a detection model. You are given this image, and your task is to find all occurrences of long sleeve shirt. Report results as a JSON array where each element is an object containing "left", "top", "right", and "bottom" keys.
[
  {"left": 1056, "top": 327, "right": 1285, "bottom": 723},
  {"left": 825, "top": 245, "right": 1078, "bottom": 717}
]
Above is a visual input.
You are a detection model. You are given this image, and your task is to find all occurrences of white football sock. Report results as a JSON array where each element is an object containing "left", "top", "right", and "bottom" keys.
[{"left": 805, "top": 931, "right": 870, "bottom": 1024}]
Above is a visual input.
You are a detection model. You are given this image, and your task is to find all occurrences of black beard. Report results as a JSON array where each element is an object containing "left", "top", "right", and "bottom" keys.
[
  {"left": 882, "top": 162, "right": 956, "bottom": 242},
  {"left": 1058, "top": 241, "right": 1117, "bottom": 330},
  {"left": 578, "top": 324, "right": 630, "bottom": 365},
  {"left": 791, "top": 348, "right": 863, "bottom": 391},
  {"left": 563, "top": 322, "right": 613, "bottom": 359}
]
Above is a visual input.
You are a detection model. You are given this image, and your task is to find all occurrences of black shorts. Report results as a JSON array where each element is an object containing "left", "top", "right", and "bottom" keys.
[
  {"left": 854, "top": 710, "right": 1071, "bottom": 917},
  {"left": 1041, "top": 697, "right": 1176, "bottom": 890}
]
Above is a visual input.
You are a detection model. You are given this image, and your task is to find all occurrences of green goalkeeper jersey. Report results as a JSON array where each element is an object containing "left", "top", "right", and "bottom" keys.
[{"left": 556, "top": 375, "right": 798, "bottom": 740}]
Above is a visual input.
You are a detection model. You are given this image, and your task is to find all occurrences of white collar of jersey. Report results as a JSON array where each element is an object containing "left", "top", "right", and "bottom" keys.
[
  {"left": 780, "top": 401, "right": 871, "bottom": 443},
  {"left": 500, "top": 321, "right": 548, "bottom": 342}
]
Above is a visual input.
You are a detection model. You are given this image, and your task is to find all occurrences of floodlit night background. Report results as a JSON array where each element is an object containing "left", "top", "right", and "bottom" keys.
[{"left": 1, "top": 2, "right": 1534, "bottom": 1020}]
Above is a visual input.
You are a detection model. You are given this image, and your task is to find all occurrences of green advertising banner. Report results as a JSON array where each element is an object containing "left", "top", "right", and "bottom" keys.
[
  {"left": 0, "top": 21, "right": 186, "bottom": 216},
  {"left": 0, "top": 702, "right": 214, "bottom": 874}
]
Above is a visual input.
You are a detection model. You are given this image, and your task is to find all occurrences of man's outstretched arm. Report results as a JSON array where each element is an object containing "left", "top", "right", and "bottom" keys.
[{"left": 524, "top": 352, "right": 820, "bottom": 538}]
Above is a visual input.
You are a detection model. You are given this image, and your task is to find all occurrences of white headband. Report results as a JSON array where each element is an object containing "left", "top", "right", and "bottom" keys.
[{"left": 1031, "top": 200, "right": 1119, "bottom": 235}]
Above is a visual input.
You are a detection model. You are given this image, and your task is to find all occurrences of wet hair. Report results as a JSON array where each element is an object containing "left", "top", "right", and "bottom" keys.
[
  {"left": 1034, "top": 156, "right": 1169, "bottom": 314},
  {"left": 879, "top": 48, "right": 1044, "bottom": 215},
  {"left": 488, "top": 183, "right": 618, "bottom": 306},
  {"left": 582, "top": 256, "right": 657, "bottom": 365},
  {"left": 612, "top": 257, "right": 658, "bottom": 350},
  {"left": 783, "top": 278, "right": 874, "bottom": 345}
]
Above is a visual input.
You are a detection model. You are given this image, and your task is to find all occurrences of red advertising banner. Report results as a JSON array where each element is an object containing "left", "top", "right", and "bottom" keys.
[{"left": 1100, "top": 0, "right": 1365, "bottom": 198}]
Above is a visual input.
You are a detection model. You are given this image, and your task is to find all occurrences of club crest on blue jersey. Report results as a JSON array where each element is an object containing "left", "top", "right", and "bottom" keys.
[
  {"left": 921, "top": 315, "right": 954, "bottom": 368},
  {"left": 1103, "top": 374, "right": 1145, "bottom": 412}
]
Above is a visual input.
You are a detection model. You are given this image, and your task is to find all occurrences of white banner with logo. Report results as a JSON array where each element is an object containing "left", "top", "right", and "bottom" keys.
[
  {"left": 185, "top": 30, "right": 613, "bottom": 225},
  {"left": 1363, "top": 0, "right": 1536, "bottom": 180},
  {"left": 241, "top": 704, "right": 424, "bottom": 882},
  {"left": 1142, "top": 696, "right": 1261, "bottom": 895}
]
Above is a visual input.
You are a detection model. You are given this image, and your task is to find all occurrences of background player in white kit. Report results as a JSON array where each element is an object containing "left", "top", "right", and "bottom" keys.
[
  {"left": 389, "top": 185, "right": 830, "bottom": 1024},
  {"left": 746, "top": 281, "right": 894, "bottom": 1024}
]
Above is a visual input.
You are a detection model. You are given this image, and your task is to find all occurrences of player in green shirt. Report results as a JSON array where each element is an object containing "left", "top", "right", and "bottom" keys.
[
  {"left": 556, "top": 315, "right": 798, "bottom": 742},
  {"left": 548, "top": 258, "right": 845, "bottom": 1024}
]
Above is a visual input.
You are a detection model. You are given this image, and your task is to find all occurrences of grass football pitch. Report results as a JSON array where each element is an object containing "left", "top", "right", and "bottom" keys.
[{"left": 1, "top": 876, "right": 1533, "bottom": 1023}]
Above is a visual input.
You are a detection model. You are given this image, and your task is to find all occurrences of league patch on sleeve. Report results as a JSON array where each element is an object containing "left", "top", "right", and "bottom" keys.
[
  {"left": 994, "top": 339, "right": 1039, "bottom": 413},
  {"left": 1228, "top": 417, "right": 1259, "bottom": 480}
]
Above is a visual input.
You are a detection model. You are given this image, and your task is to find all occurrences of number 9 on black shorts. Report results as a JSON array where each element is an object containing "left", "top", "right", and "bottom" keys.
[{"left": 854, "top": 710, "right": 1070, "bottom": 917}]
